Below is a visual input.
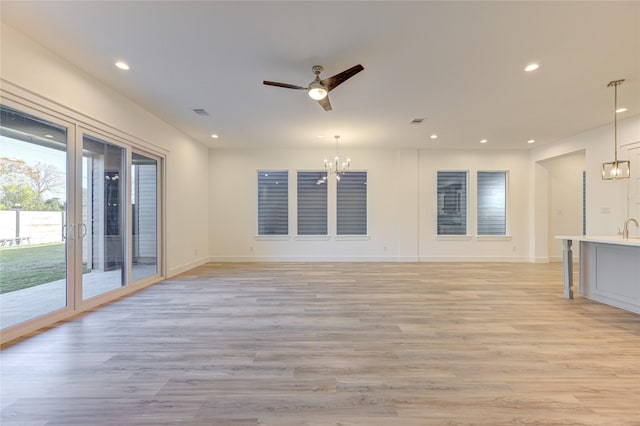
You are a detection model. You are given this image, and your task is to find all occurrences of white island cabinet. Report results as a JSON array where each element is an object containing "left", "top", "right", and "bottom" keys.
[{"left": 555, "top": 236, "right": 640, "bottom": 314}]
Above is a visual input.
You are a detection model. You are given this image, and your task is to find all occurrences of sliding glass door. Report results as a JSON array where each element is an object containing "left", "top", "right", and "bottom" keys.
[
  {"left": 0, "top": 106, "right": 70, "bottom": 328},
  {"left": 1, "top": 103, "right": 163, "bottom": 337}
]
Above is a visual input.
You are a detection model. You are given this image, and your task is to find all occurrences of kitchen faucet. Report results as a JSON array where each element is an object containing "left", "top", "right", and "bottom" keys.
[{"left": 623, "top": 218, "right": 639, "bottom": 239}]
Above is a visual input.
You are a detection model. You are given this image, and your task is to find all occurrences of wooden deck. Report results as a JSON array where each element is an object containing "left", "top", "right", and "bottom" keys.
[{"left": 1, "top": 262, "right": 638, "bottom": 425}]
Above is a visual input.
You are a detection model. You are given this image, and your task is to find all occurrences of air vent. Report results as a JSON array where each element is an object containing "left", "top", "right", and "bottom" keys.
[
  {"left": 410, "top": 117, "right": 426, "bottom": 125},
  {"left": 193, "top": 108, "right": 209, "bottom": 116}
]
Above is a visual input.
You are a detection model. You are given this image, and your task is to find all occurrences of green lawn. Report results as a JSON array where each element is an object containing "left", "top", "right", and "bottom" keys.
[{"left": 0, "top": 243, "right": 67, "bottom": 294}]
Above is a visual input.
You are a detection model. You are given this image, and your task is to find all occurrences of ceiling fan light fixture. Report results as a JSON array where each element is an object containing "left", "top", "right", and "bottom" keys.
[{"left": 308, "top": 82, "right": 328, "bottom": 100}]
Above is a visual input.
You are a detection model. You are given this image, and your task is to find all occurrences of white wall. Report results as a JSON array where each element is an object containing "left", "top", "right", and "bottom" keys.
[
  {"left": 209, "top": 147, "right": 419, "bottom": 261},
  {"left": 539, "top": 151, "right": 585, "bottom": 261},
  {"left": 209, "top": 147, "right": 531, "bottom": 261},
  {"left": 1, "top": 23, "right": 210, "bottom": 276},
  {"left": 418, "top": 150, "right": 530, "bottom": 261}
]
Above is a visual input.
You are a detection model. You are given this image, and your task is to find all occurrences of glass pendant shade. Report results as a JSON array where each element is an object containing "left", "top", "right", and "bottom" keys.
[{"left": 602, "top": 160, "right": 630, "bottom": 180}]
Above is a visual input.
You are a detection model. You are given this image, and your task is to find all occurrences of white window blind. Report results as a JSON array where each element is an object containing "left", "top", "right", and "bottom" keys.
[
  {"left": 477, "top": 171, "right": 506, "bottom": 235},
  {"left": 337, "top": 172, "right": 367, "bottom": 235},
  {"left": 437, "top": 171, "right": 467, "bottom": 235},
  {"left": 257, "top": 171, "right": 288, "bottom": 235},
  {"left": 297, "top": 171, "right": 327, "bottom": 235}
]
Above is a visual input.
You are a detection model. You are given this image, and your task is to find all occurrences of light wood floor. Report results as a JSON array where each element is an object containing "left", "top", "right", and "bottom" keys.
[{"left": 1, "top": 262, "right": 639, "bottom": 425}]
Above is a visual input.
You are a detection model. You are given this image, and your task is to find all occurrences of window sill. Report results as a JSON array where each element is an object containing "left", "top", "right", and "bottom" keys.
[
  {"left": 335, "top": 235, "right": 370, "bottom": 241},
  {"left": 437, "top": 235, "right": 473, "bottom": 241},
  {"left": 295, "top": 235, "right": 331, "bottom": 241},
  {"left": 476, "top": 235, "right": 512, "bottom": 241},
  {"left": 254, "top": 235, "right": 290, "bottom": 241}
]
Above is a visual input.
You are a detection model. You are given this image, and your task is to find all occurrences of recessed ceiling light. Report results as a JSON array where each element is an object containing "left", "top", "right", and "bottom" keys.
[
  {"left": 480, "top": 139, "right": 488, "bottom": 144},
  {"left": 317, "top": 135, "right": 324, "bottom": 139},
  {"left": 524, "top": 63, "right": 539, "bottom": 72},
  {"left": 44, "top": 134, "right": 53, "bottom": 138},
  {"left": 430, "top": 134, "right": 438, "bottom": 139},
  {"left": 211, "top": 134, "right": 219, "bottom": 139},
  {"left": 527, "top": 139, "right": 536, "bottom": 144},
  {"left": 616, "top": 107, "right": 628, "bottom": 113},
  {"left": 115, "top": 61, "right": 130, "bottom": 70}
]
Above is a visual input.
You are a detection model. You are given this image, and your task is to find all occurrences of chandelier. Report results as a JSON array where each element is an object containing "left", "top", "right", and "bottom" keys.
[
  {"left": 602, "top": 79, "right": 630, "bottom": 180},
  {"left": 317, "top": 135, "right": 350, "bottom": 185}
]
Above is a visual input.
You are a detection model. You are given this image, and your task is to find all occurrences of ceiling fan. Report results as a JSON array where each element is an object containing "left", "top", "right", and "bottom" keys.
[{"left": 263, "top": 64, "right": 364, "bottom": 111}]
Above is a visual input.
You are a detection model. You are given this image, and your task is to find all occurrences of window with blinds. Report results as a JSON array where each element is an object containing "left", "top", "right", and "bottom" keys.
[
  {"left": 337, "top": 172, "right": 367, "bottom": 235},
  {"left": 437, "top": 171, "right": 467, "bottom": 235},
  {"left": 257, "top": 171, "right": 288, "bottom": 235},
  {"left": 297, "top": 171, "right": 328, "bottom": 235},
  {"left": 477, "top": 171, "right": 507, "bottom": 235}
]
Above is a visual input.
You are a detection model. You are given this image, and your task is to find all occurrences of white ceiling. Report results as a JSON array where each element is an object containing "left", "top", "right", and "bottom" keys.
[{"left": 1, "top": 1, "right": 639, "bottom": 150}]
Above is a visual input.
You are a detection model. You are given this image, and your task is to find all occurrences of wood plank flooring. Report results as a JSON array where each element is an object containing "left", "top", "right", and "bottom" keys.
[{"left": 1, "top": 262, "right": 639, "bottom": 425}]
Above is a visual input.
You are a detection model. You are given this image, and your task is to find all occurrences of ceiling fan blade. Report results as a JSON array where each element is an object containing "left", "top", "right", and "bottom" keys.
[
  {"left": 263, "top": 81, "right": 306, "bottom": 90},
  {"left": 317, "top": 95, "right": 332, "bottom": 112},
  {"left": 321, "top": 64, "right": 364, "bottom": 92}
]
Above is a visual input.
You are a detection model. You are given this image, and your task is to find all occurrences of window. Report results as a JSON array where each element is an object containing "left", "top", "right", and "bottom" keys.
[
  {"left": 437, "top": 171, "right": 467, "bottom": 235},
  {"left": 297, "top": 171, "right": 327, "bottom": 235},
  {"left": 477, "top": 171, "right": 507, "bottom": 236},
  {"left": 257, "top": 171, "right": 288, "bottom": 235},
  {"left": 337, "top": 172, "right": 367, "bottom": 235}
]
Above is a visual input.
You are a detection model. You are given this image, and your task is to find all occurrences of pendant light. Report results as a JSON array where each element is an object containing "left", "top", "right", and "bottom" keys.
[{"left": 601, "top": 79, "right": 630, "bottom": 180}]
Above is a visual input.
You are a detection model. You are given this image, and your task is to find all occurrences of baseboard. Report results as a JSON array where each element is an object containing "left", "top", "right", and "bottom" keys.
[
  {"left": 419, "top": 256, "right": 531, "bottom": 263},
  {"left": 530, "top": 257, "right": 550, "bottom": 263},
  {"left": 168, "top": 257, "right": 210, "bottom": 277},
  {"left": 207, "top": 255, "right": 409, "bottom": 262},
  {"left": 207, "top": 255, "right": 528, "bottom": 263}
]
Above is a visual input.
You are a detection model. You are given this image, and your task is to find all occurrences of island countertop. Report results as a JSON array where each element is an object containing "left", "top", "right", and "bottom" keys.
[
  {"left": 555, "top": 235, "right": 640, "bottom": 314},
  {"left": 555, "top": 235, "right": 640, "bottom": 247}
]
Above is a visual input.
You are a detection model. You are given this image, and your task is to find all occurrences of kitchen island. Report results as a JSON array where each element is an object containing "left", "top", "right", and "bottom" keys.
[{"left": 556, "top": 236, "right": 640, "bottom": 314}]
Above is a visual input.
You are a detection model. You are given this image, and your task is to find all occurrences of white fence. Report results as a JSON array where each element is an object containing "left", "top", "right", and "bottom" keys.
[{"left": 0, "top": 211, "right": 64, "bottom": 246}]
